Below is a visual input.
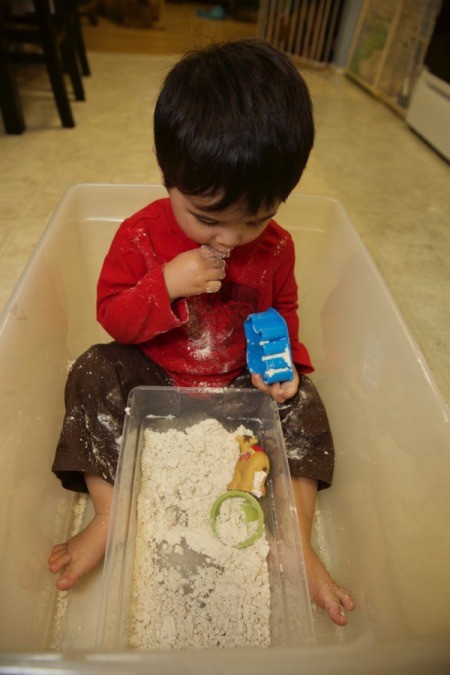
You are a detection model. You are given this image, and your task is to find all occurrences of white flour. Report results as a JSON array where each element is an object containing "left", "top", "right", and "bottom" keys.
[
  {"left": 130, "top": 418, "right": 271, "bottom": 650},
  {"left": 214, "top": 496, "right": 259, "bottom": 547}
]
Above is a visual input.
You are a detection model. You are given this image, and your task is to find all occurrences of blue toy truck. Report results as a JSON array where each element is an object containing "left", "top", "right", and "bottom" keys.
[{"left": 244, "top": 308, "right": 294, "bottom": 384}]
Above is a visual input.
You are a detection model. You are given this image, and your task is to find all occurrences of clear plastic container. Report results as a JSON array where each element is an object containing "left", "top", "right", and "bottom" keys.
[
  {"left": 0, "top": 184, "right": 449, "bottom": 673},
  {"left": 96, "top": 386, "right": 315, "bottom": 650}
]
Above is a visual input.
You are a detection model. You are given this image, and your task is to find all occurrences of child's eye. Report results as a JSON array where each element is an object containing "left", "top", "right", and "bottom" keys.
[{"left": 195, "top": 215, "right": 218, "bottom": 226}]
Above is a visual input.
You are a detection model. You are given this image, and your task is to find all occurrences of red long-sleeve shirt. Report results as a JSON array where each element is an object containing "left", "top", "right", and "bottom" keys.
[{"left": 97, "top": 198, "right": 313, "bottom": 387}]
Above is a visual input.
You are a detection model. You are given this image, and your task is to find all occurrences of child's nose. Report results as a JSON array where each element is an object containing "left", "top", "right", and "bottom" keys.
[{"left": 216, "top": 228, "right": 241, "bottom": 248}]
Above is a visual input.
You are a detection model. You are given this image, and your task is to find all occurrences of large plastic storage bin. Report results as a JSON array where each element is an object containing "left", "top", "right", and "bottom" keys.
[{"left": 0, "top": 184, "right": 449, "bottom": 673}]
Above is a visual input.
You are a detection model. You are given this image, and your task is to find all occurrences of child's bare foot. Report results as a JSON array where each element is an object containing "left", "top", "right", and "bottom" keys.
[
  {"left": 48, "top": 513, "right": 109, "bottom": 591},
  {"left": 303, "top": 540, "right": 355, "bottom": 626}
]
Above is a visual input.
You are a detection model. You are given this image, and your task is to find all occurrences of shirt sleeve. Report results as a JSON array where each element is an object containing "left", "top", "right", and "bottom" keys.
[{"left": 96, "top": 221, "right": 189, "bottom": 344}]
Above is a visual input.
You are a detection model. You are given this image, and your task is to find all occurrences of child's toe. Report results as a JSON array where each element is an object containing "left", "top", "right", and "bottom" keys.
[
  {"left": 329, "top": 604, "right": 348, "bottom": 626},
  {"left": 55, "top": 574, "right": 74, "bottom": 591},
  {"left": 49, "top": 542, "right": 67, "bottom": 559},
  {"left": 333, "top": 583, "right": 355, "bottom": 612},
  {"left": 320, "top": 585, "right": 354, "bottom": 627},
  {"left": 339, "top": 590, "right": 355, "bottom": 612},
  {"left": 48, "top": 549, "right": 71, "bottom": 573},
  {"left": 55, "top": 564, "right": 82, "bottom": 591}
]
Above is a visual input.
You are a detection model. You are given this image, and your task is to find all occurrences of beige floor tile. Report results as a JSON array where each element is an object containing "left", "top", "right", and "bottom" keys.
[
  {"left": 0, "top": 219, "right": 14, "bottom": 255},
  {"left": 396, "top": 280, "right": 450, "bottom": 333},
  {"left": 415, "top": 332, "right": 450, "bottom": 407},
  {"left": 0, "top": 220, "right": 47, "bottom": 267},
  {"left": 371, "top": 240, "right": 450, "bottom": 285},
  {"left": 25, "top": 189, "right": 67, "bottom": 222},
  {"left": 0, "top": 263, "right": 26, "bottom": 315}
]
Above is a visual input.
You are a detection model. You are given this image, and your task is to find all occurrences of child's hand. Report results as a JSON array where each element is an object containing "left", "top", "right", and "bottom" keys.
[
  {"left": 163, "top": 247, "right": 226, "bottom": 300},
  {"left": 251, "top": 367, "right": 299, "bottom": 403}
]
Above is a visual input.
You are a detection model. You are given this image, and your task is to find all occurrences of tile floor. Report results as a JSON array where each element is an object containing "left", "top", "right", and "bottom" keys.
[{"left": 0, "top": 52, "right": 449, "bottom": 406}]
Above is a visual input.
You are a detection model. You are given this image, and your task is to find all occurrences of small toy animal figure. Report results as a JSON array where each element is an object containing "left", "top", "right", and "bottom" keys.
[{"left": 227, "top": 435, "right": 270, "bottom": 497}]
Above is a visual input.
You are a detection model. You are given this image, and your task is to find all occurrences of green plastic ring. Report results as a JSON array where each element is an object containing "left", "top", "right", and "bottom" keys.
[{"left": 210, "top": 490, "right": 264, "bottom": 548}]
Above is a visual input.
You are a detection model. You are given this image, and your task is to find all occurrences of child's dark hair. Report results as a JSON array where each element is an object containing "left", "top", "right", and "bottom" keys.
[{"left": 154, "top": 38, "right": 314, "bottom": 213}]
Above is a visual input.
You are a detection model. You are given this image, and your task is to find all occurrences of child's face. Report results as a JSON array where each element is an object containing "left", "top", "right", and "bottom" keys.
[{"left": 169, "top": 189, "right": 279, "bottom": 255}]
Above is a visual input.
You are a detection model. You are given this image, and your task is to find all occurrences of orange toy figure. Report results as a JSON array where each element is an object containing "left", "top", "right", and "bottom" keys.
[{"left": 227, "top": 435, "right": 270, "bottom": 497}]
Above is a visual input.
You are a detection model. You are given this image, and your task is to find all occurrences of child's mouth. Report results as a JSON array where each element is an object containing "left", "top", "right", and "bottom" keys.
[
  {"left": 215, "top": 248, "right": 231, "bottom": 258},
  {"left": 201, "top": 245, "right": 231, "bottom": 259}
]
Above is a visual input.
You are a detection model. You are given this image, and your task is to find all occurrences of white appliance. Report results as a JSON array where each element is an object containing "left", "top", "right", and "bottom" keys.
[
  {"left": 407, "top": 67, "right": 450, "bottom": 161},
  {"left": 406, "top": 1, "right": 450, "bottom": 162}
]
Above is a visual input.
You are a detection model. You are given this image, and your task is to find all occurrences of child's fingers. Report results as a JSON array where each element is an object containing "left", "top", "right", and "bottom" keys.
[
  {"left": 251, "top": 374, "right": 285, "bottom": 402},
  {"left": 198, "top": 249, "right": 227, "bottom": 279},
  {"left": 270, "top": 383, "right": 288, "bottom": 403},
  {"left": 165, "top": 249, "right": 227, "bottom": 298},
  {"left": 251, "top": 372, "right": 299, "bottom": 403},
  {"left": 205, "top": 280, "right": 222, "bottom": 294},
  {"left": 204, "top": 258, "right": 226, "bottom": 293},
  {"left": 207, "top": 260, "right": 226, "bottom": 278},
  {"left": 279, "top": 377, "right": 299, "bottom": 401},
  {"left": 250, "top": 373, "right": 272, "bottom": 395}
]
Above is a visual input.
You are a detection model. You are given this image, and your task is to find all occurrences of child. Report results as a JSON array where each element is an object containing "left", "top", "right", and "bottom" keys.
[{"left": 49, "top": 38, "right": 355, "bottom": 627}]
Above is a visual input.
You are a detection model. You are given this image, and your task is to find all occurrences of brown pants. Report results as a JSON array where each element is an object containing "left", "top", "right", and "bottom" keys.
[{"left": 52, "top": 342, "right": 334, "bottom": 493}]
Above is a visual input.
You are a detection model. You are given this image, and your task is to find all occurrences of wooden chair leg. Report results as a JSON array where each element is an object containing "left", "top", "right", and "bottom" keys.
[
  {"left": 61, "top": 34, "right": 85, "bottom": 100},
  {"left": 33, "top": 0, "right": 75, "bottom": 128},
  {"left": 0, "top": 16, "right": 25, "bottom": 134},
  {"left": 0, "top": 57, "right": 25, "bottom": 134},
  {"left": 73, "top": 9, "right": 91, "bottom": 76}
]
